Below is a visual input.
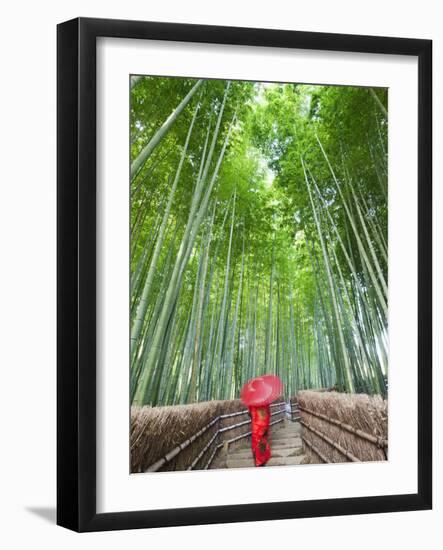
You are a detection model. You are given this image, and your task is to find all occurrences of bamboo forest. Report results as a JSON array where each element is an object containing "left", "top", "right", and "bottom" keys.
[{"left": 130, "top": 76, "right": 388, "bottom": 408}]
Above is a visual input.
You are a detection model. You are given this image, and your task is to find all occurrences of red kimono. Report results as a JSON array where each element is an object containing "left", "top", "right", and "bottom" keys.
[{"left": 249, "top": 405, "right": 271, "bottom": 466}]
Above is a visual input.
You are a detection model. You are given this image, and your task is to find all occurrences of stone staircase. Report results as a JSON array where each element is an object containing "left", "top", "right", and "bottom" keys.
[{"left": 213, "top": 420, "right": 307, "bottom": 469}]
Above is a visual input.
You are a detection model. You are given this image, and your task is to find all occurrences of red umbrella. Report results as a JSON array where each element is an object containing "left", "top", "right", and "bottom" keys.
[{"left": 240, "top": 374, "right": 283, "bottom": 407}]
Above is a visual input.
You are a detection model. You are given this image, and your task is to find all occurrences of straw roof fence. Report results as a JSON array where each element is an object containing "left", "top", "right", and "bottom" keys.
[
  {"left": 297, "top": 390, "right": 388, "bottom": 464},
  {"left": 131, "top": 399, "right": 285, "bottom": 472}
]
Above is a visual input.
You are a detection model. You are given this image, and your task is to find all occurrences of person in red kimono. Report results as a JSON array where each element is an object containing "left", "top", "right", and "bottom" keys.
[
  {"left": 241, "top": 374, "right": 282, "bottom": 467},
  {"left": 248, "top": 404, "right": 271, "bottom": 466}
]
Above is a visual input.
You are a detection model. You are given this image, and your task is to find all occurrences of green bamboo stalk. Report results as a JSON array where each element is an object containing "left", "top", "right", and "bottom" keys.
[
  {"left": 130, "top": 103, "right": 200, "bottom": 362},
  {"left": 131, "top": 79, "right": 204, "bottom": 179},
  {"left": 303, "top": 157, "right": 355, "bottom": 393}
]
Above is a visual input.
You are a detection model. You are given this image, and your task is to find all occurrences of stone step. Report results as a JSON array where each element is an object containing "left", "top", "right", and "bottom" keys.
[
  {"left": 277, "top": 424, "right": 300, "bottom": 428},
  {"left": 271, "top": 441, "right": 302, "bottom": 449},
  {"left": 229, "top": 446, "right": 304, "bottom": 459},
  {"left": 275, "top": 424, "right": 299, "bottom": 429},
  {"left": 229, "top": 445, "right": 303, "bottom": 460},
  {"left": 273, "top": 426, "right": 301, "bottom": 433},
  {"left": 227, "top": 455, "right": 306, "bottom": 468},
  {"left": 276, "top": 423, "right": 300, "bottom": 429},
  {"left": 269, "top": 437, "right": 302, "bottom": 446},
  {"left": 271, "top": 427, "right": 300, "bottom": 433},
  {"left": 234, "top": 438, "right": 302, "bottom": 450},
  {"left": 271, "top": 429, "right": 300, "bottom": 436},
  {"left": 271, "top": 434, "right": 300, "bottom": 441},
  {"left": 274, "top": 423, "right": 300, "bottom": 429}
]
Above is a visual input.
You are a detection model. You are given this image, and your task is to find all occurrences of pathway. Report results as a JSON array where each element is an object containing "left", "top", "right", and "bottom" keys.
[{"left": 213, "top": 420, "right": 307, "bottom": 469}]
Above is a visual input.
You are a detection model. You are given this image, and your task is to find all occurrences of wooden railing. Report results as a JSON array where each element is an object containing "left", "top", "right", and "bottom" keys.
[
  {"left": 145, "top": 401, "right": 287, "bottom": 472},
  {"left": 295, "top": 391, "right": 388, "bottom": 463},
  {"left": 300, "top": 418, "right": 361, "bottom": 462},
  {"left": 299, "top": 405, "right": 388, "bottom": 449}
]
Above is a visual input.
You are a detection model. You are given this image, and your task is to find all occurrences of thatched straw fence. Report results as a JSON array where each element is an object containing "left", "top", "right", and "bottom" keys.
[
  {"left": 131, "top": 399, "right": 286, "bottom": 473},
  {"left": 297, "top": 390, "right": 388, "bottom": 464}
]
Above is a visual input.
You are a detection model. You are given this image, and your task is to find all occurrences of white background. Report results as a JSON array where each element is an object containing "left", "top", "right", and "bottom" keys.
[{"left": 0, "top": 0, "right": 441, "bottom": 548}]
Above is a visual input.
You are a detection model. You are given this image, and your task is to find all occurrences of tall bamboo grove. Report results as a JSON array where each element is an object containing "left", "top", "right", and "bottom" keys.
[{"left": 130, "top": 76, "right": 388, "bottom": 406}]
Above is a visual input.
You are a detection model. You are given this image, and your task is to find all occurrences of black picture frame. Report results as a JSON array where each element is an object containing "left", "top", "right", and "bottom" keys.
[{"left": 57, "top": 17, "right": 432, "bottom": 532}]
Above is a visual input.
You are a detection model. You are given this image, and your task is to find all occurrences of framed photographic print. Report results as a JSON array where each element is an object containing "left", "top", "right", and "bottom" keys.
[{"left": 57, "top": 17, "right": 432, "bottom": 532}]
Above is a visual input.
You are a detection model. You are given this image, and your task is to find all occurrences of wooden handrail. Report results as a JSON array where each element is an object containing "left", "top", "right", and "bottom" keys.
[
  {"left": 218, "top": 401, "right": 286, "bottom": 420},
  {"left": 300, "top": 420, "right": 360, "bottom": 462},
  {"left": 299, "top": 405, "right": 388, "bottom": 449},
  {"left": 146, "top": 403, "right": 287, "bottom": 472},
  {"left": 188, "top": 430, "right": 220, "bottom": 470},
  {"left": 205, "top": 416, "right": 286, "bottom": 469},
  {"left": 146, "top": 415, "right": 220, "bottom": 472},
  {"left": 302, "top": 435, "right": 328, "bottom": 463},
  {"left": 219, "top": 419, "right": 250, "bottom": 433}
]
